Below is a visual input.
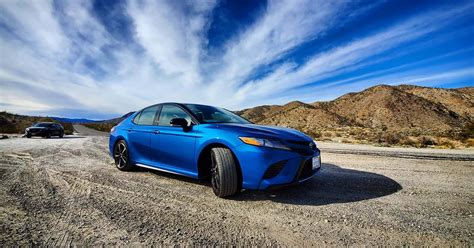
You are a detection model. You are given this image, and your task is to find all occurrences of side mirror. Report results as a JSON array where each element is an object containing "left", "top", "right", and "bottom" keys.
[{"left": 170, "top": 118, "right": 188, "bottom": 128}]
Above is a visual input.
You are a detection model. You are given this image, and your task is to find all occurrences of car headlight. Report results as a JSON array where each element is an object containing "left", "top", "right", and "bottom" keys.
[{"left": 239, "top": 137, "right": 291, "bottom": 150}]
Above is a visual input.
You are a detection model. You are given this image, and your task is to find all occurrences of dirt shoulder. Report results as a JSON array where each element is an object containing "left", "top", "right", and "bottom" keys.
[{"left": 0, "top": 131, "right": 472, "bottom": 246}]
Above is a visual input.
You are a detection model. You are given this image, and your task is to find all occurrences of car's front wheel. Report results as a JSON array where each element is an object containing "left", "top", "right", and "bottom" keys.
[
  {"left": 210, "top": 147, "right": 239, "bottom": 197},
  {"left": 59, "top": 132, "right": 64, "bottom": 138},
  {"left": 114, "top": 140, "right": 133, "bottom": 171}
]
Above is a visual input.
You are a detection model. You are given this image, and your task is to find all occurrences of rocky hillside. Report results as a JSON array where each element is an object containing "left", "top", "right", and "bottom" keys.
[{"left": 237, "top": 85, "right": 473, "bottom": 147}]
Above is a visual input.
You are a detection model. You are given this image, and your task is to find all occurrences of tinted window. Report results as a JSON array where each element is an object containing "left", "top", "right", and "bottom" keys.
[
  {"left": 133, "top": 112, "right": 141, "bottom": 123},
  {"left": 34, "top": 123, "right": 51, "bottom": 127},
  {"left": 136, "top": 106, "right": 159, "bottom": 125},
  {"left": 158, "top": 105, "right": 192, "bottom": 126},
  {"left": 185, "top": 104, "right": 250, "bottom": 124}
]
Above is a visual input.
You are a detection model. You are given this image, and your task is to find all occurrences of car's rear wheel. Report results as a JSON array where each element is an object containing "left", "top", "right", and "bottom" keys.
[
  {"left": 45, "top": 132, "right": 51, "bottom": 138},
  {"left": 210, "top": 147, "right": 239, "bottom": 197},
  {"left": 114, "top": 140, "right": 133, "bottom": 171},
  {"left": 59, "top": 132, "right": 64, "bottom": 138},
  {"left": 26, "top": 133, "right": 31, "bottom": 138}
]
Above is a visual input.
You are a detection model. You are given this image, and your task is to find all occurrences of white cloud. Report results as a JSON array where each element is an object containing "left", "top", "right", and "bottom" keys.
[
  {"left": 0, "top": 0, "right": 472, "bottom": 118},
  {"left": 127, "top": 0, "right": 216, "bottom": 85}
]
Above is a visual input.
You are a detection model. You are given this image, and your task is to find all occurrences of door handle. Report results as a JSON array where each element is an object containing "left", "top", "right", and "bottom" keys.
[
  {"left": 127, "top": 128, "right": 133, "bottom": 132},
  {"left": 153, "top": 130, "right": 160, "bottom": 134}
]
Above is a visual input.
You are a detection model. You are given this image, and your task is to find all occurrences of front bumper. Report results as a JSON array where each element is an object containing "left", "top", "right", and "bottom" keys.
[
  {"left": 26, "top": 129, "right": 47, "bottom": 136},
  {"left": 234, "top": 144, "right": 321, "bottom": 190}
]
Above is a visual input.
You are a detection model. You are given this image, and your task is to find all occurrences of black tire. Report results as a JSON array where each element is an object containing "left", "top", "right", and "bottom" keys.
[
  {"left": 26, "top": 133, "right": 31, "bottom": 138},
  {"left": 114, "top": 140, "right": 133, "bottom": 171},
  {"left": 45, "top": 132, "right": 51, "bottom": 138},
  {"left": 210, "top": 147, "right": 239, "bottom": 197},
  {"left": 59, "top": 132, "right": 64, "bottom": 138}
]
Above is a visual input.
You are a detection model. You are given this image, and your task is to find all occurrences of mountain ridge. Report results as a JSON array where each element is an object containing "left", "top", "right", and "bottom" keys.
[{"left": 237, "top": 84, "right": 473, "bottom": 147}]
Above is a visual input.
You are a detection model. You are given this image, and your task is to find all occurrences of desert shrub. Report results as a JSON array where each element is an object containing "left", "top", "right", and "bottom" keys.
[
  {"left": 60, "top": 123, "right": 74, "bottom": 135},
  {"left": 419, "top": 136, "right": 436, "bottom": 147},
  {"left": 341, "top": 138, "right": 351, "bottom": 143},
  {"left": 459, "top": 123, "right": 474, "bottom": 140},
  {"left": 375, "top": 132, "right": 401, "bottom": 145},
  {"left": 465, "top": 138, "right": 474, "bottom": 147},
  {"left": 436, "top": 138, "right": 456, "bottom": 149},
  {"left": 306, "top": 130, "right": 321, "bottom": 139},
  {"left": 400, "top": 136, "right": 419, "bottom": 147},
  {"left": 322, "top": 131, "right": 335, "bottom": 138},
  {"left": 348, "top": 128, "right": 365, "bottom": 137},
  {"left": 84, "top": 122, "right": 116, "bottom": 133}
]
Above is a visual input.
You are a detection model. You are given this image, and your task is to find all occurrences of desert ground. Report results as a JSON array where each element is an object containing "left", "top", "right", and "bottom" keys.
[{"left": 0, "top": 125, "right": 472, "bottom": 246}]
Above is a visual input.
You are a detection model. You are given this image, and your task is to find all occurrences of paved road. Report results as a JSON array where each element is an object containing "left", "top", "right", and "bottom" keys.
[
  {"left": 73, "top": 124, "right": 109, "bottom": 136},
  {"left": 0, "top": 127, "right": 472, "bottom": 246}
]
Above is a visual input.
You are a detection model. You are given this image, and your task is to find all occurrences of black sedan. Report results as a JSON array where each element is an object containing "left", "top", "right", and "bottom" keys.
[{"left": 25, "top": 122, "right": 64, "bottom": 138}]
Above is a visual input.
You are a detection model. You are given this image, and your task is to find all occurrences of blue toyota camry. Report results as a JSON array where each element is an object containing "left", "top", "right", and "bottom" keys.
[{"left": 109, "top": 103, "right": 321, "bottom": 197}]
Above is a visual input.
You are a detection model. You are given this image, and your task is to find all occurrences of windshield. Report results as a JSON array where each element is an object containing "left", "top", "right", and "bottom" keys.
[
  {"left": 33, "top": 123, "right": 52, "bottom": 127},
  {"left": 185, "top": 104, "right": 251, "bottom": 124}
]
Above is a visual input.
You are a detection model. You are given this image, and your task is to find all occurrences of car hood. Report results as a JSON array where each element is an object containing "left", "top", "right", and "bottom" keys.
[
  {"left": 28, "top": 127, "right": 46, "bottom": 130},
  {"left": 205, "top": 123, "right": 312, "bottom": 141}
]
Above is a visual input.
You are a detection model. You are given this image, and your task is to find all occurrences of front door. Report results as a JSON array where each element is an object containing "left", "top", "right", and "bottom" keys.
[{"left": 150, "top": 104, "right": 197, "bottom": 177}]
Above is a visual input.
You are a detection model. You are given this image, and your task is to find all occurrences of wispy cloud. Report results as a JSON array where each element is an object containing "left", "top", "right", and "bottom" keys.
[
  {"left": 0, "top": 0, "right": 472, "bottom": 118},
  {"left": 237, "top": 3, "right": 474, "bottom": 106}
]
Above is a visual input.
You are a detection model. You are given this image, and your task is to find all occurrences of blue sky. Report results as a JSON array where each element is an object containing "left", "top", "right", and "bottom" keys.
[{"left": 0, "top": 0, "right": 473, "bottom": 119}]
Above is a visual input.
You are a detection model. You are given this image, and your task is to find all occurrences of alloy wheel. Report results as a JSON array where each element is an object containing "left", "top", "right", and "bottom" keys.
[{"left": 114, "top": 142, "right": 128, "bottom": 169}]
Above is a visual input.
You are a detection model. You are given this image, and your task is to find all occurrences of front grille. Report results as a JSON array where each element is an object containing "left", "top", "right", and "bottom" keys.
[{"left": 286, "top": 140, "right": 316, "bottom": 156}]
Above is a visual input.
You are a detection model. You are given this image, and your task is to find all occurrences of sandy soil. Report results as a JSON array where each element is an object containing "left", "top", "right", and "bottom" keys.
[{"left": 0, "top": 125, "right": 472, "bottom": 246}]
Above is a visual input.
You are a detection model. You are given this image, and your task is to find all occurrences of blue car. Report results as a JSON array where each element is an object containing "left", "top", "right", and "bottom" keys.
[{"left": 109, "top": 103, "right": 321, "bottom": 197}]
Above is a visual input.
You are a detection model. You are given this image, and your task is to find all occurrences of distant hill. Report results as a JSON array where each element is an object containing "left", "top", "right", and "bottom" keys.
[
  {"left": 82, "top": 111, "right": 135, "bottom": 133},
  {"left": 101, "top": 111, "right": 135, "bottom": 123},
  {"left": 51, "top": 111, "right": 135, "bottom": 124},
  {"left": 51, "top": 117, "right": 97, "bottom": 123},
  {"left": 237, "top": 84, "right": 473, "bottom": 147}
]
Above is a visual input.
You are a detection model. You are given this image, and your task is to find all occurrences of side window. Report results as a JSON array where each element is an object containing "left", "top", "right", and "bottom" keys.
[
  {"left": 132, "top": 112, "right": 141, "bottom": 124},
  {"left": 158, "top": 105, "right": 192, "bottom": 126},
  {"left": 135, "top": 106, "right": 159, "bottom": 125}
]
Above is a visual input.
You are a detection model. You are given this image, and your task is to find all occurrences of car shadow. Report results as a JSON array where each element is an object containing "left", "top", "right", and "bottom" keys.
[
  {"left": 25, "top": 136, "right": 86, "bottom": 139},
  {"left": 132, "top": 163, "right": 402, "bottom": 206},
  {"left": 232, "top": 163, "right": 402, "bottom": 206}
]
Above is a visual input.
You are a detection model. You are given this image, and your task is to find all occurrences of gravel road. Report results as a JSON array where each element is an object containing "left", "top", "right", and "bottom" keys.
[{"left": 0, "top": 125, "right": 472, "bottom": 246}]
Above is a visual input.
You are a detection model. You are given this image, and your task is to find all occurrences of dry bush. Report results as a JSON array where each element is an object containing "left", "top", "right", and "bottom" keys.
[
  {"left": 305, "top": 130, "right": 321, "bottom": 139},
  {"left": 83, "top": 122, "right": 115, "bottom": 133},
  {"left": 341, "top": 138, "right": 351, "bottom": 143},
  {"left": 434, "top": 137, "right": 456, "bottom": 149},
  {"left": 322, "top": 131, "right": 334, "bottom": 138},
  {"left": 419, "top": 136, "right": 436, "bottom": 147},
  {"left": 465, "top": 138, "right": 474, "bottom": 147},
  {"left": 375, "top": 132, "right": 401, "bottom": 145},
  {"left": 400, "top": 136, "right": 419, "bottom": 147}
]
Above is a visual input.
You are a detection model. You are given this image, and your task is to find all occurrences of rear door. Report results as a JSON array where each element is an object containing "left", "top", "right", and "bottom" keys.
[
  {"left": 150, "top": 104, "right": 198, "bottom": 177},
  {"left": 48, "top": 123, "right": 60, "bottom": 136},
  {"left": 127, "top": 105, "right": 160, "bottom": 165}
]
